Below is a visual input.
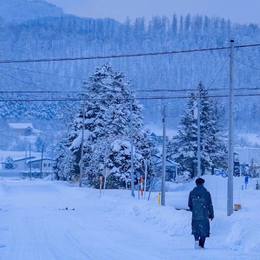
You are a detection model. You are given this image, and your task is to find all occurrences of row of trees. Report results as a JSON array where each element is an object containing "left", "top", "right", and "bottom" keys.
[{"left": 54, "top": 65, "right": 227, "bottom": 187}]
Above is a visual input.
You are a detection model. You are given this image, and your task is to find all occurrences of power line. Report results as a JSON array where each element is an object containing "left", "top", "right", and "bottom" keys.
[
  {"left": 0, "top": 90, "right": 80, "bottom": 94},
  {"left": 0, "top": 87, "right": 259, "bottom": 94},
  {"left": 0, "top": 43, "right": 259, "bottom": 65},
  {"left": 0, "top": 92, "right": 260, "bottom": 102},
  {"left": 0, "top": 53, "right": 229, "bottom": 89}
]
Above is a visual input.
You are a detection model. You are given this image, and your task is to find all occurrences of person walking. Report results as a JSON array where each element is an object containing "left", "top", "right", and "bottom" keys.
[
  {"left": 244, "top": 175, "right": 249, "bottom": 189},
  {"left": 188, "top": 177, "right": 214, "bottom": 249}
]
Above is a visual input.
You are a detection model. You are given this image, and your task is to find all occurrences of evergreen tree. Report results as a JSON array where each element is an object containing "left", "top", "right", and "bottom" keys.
[
  {"left": 58, "top": 64, "right": 153, "bottom": 188},
  {"left": 53, "top": 140, "right": 76, "bottom": 181},
  {"left": 168, "top": 83, "right": 227, "bottom": 178}
]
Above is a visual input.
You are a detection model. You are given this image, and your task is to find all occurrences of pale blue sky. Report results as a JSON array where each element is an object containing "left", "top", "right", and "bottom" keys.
[{"left": 48, "top": 0, "right": 260, "bottom": 25}]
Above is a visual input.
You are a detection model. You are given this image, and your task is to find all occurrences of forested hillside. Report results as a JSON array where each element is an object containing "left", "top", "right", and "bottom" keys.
[
  {"left": 0, "top": 0, "right": 63, "bottom": 23},
  {"left": 0, "top": 1, "right": 260, "bottom": 130}
]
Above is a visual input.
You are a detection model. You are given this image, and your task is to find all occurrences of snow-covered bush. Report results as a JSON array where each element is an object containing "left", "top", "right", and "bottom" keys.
[{"left": 4, "top": 156, "right": 15, "bottom": 169}]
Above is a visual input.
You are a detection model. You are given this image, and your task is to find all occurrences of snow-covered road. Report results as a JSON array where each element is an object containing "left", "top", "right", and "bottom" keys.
[{"left": 0, "top": 177, "right": 259, "bottom": 260}]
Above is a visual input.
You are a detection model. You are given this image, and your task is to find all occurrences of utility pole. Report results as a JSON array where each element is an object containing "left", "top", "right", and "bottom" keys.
[
  {"left": 197, "top": 83, "right": 201, "bottom": 177},
  {"left": 161, "top": 104, "right": 167, "bottom": 206},
  {"left": 130, "top": 98, "right": 135, "bottom": 197},
  {"left": 79, "top": 101, "right": 86, "bottom": 187},
  {"left": 227, "top": 39, "right": 235, "bottom": 216},
  {"left": 29, "top": 143, "right": 32, "bottom": 180},
  {"left": 103, "top": 142, "right": 109, "bottom": 190},
  {"left": 143, "top": 159, "right": 148, "bottom": 199},
  {"left": 40, "top": 145, "right": 44, "bottom": 179}
]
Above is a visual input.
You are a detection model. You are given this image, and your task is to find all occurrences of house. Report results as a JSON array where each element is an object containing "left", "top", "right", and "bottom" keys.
[
  {"left": 0, "top": 154, "right": 54, "bottom": 178},
  {"left": 235, "top": 146, "right": 260, "bottom": 165},
  {"left": 27, "top": 158, "right": 55, "bottom": 176},
  {"left": 13, "top": 156, "right": 36, "bottom": 171},
  {"left": 8, "top": 123, "right": 41, "bottom": 136},
  {"left": 5, "top": 123, "right": 42, "bottom": 151},
  {"left": 153, "top": 154, "right": 180, "bottom": 181}
]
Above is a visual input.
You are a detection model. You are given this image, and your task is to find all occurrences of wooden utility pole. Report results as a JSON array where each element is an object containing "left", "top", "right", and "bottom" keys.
[
  {"left": 40, "top": 145, "right": 44, "bottom": 178},
  {"left": 79, "top": 101, "right": 86, "bottom": 187},
  {"left": 227, "top": 39, "right": 235, "bottom": 216},
  {"left": 29, "top": 143, "right": 32, "bottom": 179},
  {"left": 130, "top": 98, "right": 135, "bottom": 197},
  {"left": 161, "top": 104, "right": 167, "bottom": 206},
  {"left": 197, "top": 83, "right": 201, "bottom": 177}
]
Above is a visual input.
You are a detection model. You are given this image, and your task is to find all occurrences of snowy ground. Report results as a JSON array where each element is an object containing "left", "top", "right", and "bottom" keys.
[{"left": 0, "top": 176, "right": 259, "bottom": 260}]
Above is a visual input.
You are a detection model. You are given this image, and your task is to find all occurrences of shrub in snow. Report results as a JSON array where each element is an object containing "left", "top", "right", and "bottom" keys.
[{"left": 4, "top": 156, "right": 15, "bottom": 169}]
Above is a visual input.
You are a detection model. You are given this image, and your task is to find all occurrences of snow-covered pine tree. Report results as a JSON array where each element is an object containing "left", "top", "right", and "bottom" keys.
[
  {"left": 62, "top": 64, "right": 153, "bottom": 188},
  {"left": 53, "top": 140, "right": 76, "bottom": 181},
  {"left": 206, "top": 102, "right": 228, "bottom": 173},
  {"left": 168, "top": 83, "right": 227, "bottom": 178},
  {"left": 167, "top": 93, "right": 198, "bottom": 177}
]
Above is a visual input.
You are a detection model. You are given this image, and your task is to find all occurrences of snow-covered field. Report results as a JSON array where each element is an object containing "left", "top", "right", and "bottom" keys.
[{"left": 0, "top": 176, "right": 259, "bottom": 260}]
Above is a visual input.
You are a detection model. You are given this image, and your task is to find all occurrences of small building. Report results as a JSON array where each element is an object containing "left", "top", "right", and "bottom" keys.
[
  {"left": 13, "top": 156, "right": 36, "bottom": 171},
  {"left": 5, "top": 123, "right": 42, "bottom": 151},
  {"left": 27, "top": 158, "right": 55, "bottom": 176},
  {"left": 8, "top": 123, "right": 38, "bottom": 136},
  {"left": 153, "top": 155, "right": 180, "bottom": 181},
  {"left": 235, "top": 146, "right": 260, "bottom": 165}
]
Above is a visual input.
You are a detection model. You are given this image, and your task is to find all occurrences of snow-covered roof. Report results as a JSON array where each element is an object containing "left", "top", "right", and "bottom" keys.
[
  {"left": 27, "top": 158, "right": 55, "bottom": 164},
  {"left": 0, "top": 150, "right": 42, "bottom": 162},
  {"left": 153, "top": 154, "right": 180, "bottom": 167},
  {"left": 154, "top": 160, "right": 180, "bottom": 167},
  {"left": 8, "top": 123, "right": 34, "bottom": 130},
  {"left": 14, "top": 156, "right": 36, "bottom": 162}
]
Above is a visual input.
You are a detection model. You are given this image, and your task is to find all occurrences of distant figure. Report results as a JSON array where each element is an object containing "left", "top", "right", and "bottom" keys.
[
  {"left": 188, "top": 178, "right": 214, "bottom": 249},
  {"left": 245, "top": 175, "right": 249, "bottom": 189}
]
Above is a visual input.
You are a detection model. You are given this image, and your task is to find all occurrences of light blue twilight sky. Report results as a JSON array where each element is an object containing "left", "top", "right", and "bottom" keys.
[{"left": 48, "top": 0, "right": 260, "bottom": 25}]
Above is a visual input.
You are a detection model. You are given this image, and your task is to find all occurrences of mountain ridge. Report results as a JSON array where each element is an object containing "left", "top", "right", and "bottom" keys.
[{"left": 0, "top": 0, "right": 63, "bottom": 23}]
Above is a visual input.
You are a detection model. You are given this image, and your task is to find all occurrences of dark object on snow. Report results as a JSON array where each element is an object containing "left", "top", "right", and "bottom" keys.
[
  {"left": 59, "top": 208, "right": 76, "bottom": 211},
  {"left": 175, "top": 207, "right": 190, "bottom": 211},
  {"left": 234, "top": 204, "right": 242, "bottom": 211},
  {"left": 188, "top": 180, "right": 214, "bottom": 248}
]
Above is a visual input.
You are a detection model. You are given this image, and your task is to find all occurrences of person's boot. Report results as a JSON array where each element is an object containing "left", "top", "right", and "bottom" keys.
[{"left": 194, "top": 241, "right": 200, "bottom": 249}]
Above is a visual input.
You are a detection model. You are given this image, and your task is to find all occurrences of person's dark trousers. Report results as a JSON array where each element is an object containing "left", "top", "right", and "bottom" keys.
[
  {"left": 194, "top": 235, "right": 206, "bottom": 248},
  {"left": 199, "top": 237, "right": 206, "bottom": 248},
  {"left": 194, "top": 234, "right": 199, "bottom": 241}
]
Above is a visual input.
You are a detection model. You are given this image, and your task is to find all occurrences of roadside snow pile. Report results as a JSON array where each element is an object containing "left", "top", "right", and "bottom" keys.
[
  {"left": 166, "top": 175, "right": 260, "bottom": 255},
  {"left": 130, "top": 202, "right": 190, "bottom": 237},
  {"left": 226, "top": 220, "right": 260, "bottom": 253},
  {"left": 98, "top": 175, "right": 260, "bottom": 256}
]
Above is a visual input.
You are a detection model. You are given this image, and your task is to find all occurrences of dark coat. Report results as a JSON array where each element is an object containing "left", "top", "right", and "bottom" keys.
[{"left": 188, "top": 185, "right": 214, "bottom": 237}]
